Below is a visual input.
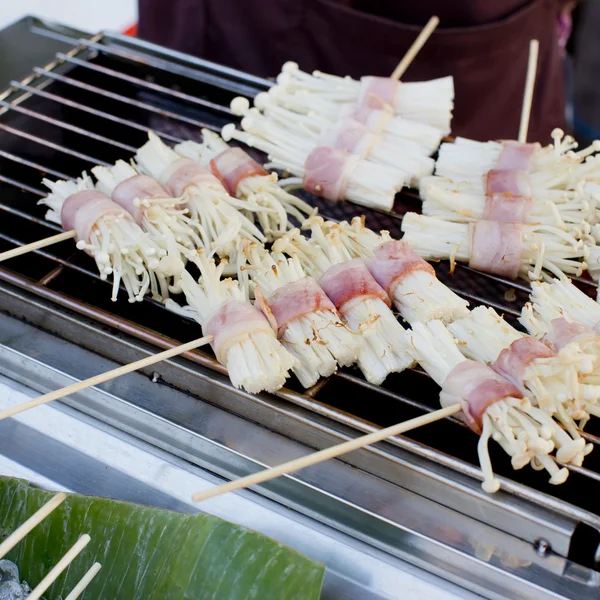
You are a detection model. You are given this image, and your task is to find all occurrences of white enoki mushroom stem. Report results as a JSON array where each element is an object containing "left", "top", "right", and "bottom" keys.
[
  {"left": 408, "top": 320, "right": 570, "bottom": 492},
  {"left": 273, "top": 229, "right": 413, "bottom": 384},
  {"left": 585, "top": 240, "right": 600, "bottom": 282},
  {"left": 338, "top": 297, "right": 414, "bottom": 385},
  {"left": 317, "top": 215, "right": 470, "bottom": 324},
  {"left": 400, "top": 213, "right": 587, "bottom": 281},
  {"left": 420, "top": 176, "right": 592, "bottom": 233},
  {"left": 448, "top": 306, "right": 595, "bottom": 463},
  {"left": 241, "top": 243, "right": 361, "bottom": 387},
  {"left": 135, "top": 132, "right": 268, "bottom": 261},
  {"left": 40, "top": 175, "right": 166, "bottom": 303},
  {"left": 165, "top": 250, "right": 296, "bottom": 393},
  {"left": 236, "top": 174, "right": 316, "bottom": 236},
  {"left": 175, "top": 132, "right": 315, "bottom": 238},
  {"left": 585, "top": 182, "right": 600, "bottom": 230},
  {"left": 527, "top": 277, "right": 600, "bottom": 331},
  {"left": 182, "top": 186, "right": 267, "bottom": 260},
  {"left": 222, "top": 123, "right": 404, "bottom": 212}
]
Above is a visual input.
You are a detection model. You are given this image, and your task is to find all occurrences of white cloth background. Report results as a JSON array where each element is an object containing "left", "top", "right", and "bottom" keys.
[{"left": 0, "top": 0, "right": 137, "bottom": 33}]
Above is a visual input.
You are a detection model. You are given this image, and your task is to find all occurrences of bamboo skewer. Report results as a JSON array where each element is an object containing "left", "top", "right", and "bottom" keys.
[
  {"left": 192, "top": 402, "right": 461, "bottom": 502},
  {"left": 390, "top": 16, "right": 440, "bottom": 81},
  {"left": 0, "top": 489, "right": 100, "bottom": 598},
  {"left": 27, "top": 534, "right": 91, "bottom": 600},
  {"left": 518, "top": 39, "right": 539, "bottom": 143},
  {"left": 64, "top": 562, "right": 102, "bottom": 600},
  {"left": 0, "top": 492, "right": 67, "bottom": 560},
  {"left": 0, "top": 230, "right": 75, "bottom": 263},
  {"left": 0, "top": 335, "right": 213, "bottom": 421}
]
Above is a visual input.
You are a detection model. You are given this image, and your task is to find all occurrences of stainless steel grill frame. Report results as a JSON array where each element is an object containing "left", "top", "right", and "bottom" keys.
[{"left": 0, "top": 25, "right": 599, "bottom": 599}]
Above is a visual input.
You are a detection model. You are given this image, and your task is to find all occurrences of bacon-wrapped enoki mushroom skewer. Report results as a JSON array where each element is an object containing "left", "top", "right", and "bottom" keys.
[
  {"left": 175, "top": 129, "right": 315, "bottom": 239},
  {"left": 222, "top": 122, "right": 405, "bottom": 212},
  {"left": 276, "top": 62, "right": 454, "bottom": 133},
  {"left": 520, "top": 279, "right": 600, "bottom": 410},
  {"left": 239, "top": 243, "right": 361, "bottom": 388},
  {"left": 436, "top": 133, "right": 600, "bottom": 190},
  {"left": 409, "top": 320, "right": 570, "bottom": 492},
  {"left": 40, "top": 175, "right": 166, "bottom": 302},
  {"left": 273, "top": 227, "right": 413, "bottom": 385},
  {"left": 449, "top": 307, "right": 595, "bottom": 465},
  {"left": 230, "top": 95, "right": 434, "bottom": 183},
  {"left": 92, "top": 160, "right": 205, "bottom": 288},
  {"left": 166, "top": 250, "right": 297, "bottom": 393},
  {"left": 419, "top": 175, "right": 593, "bottom": 233},
  {"left": 520, "top": 314, "right": 600, "bottom": 422},
  {"left": 401, "top": 213, "right": 587, "bottom": 281},
  {"left": 520, "top": 306, "right": 600, "bottom": 379},
  {"left": 430, "top": 135, "right": 600, "bottom": 276},
  {"left": 135, "top": 132, "right": 268, "bottom": 264},
  {"left": 315, "top": 216, "right": 469, "bottom": 324}
]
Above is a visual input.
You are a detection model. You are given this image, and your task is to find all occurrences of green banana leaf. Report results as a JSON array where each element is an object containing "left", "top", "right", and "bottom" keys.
[{"left": 0, "top": 477, "right": 324, "bottom": 600}]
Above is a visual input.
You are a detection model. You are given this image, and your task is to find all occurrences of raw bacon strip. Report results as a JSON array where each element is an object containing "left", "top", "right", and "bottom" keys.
[
  {"left": 368, "top": 240, "right": 435, "bottom": 295},
  {"left": 203, "top": 300, "right": 274, "bottom": 364},
  {"left": 61, "top": 190, "right": 129, "bottom": 245},
  {"left": 209, "top": 147, "right": 268, "bottom": 195},
  {"left": 492, "top": 337, "right": 555, "bottom": 394},
  {"left": 441, "top": 360, "right": 522, "bottom": 434},
  {"left": 319, "top": 259, "right": 391, "bottom": 314},
  {"left": 483, "top": 193, "right": 533, "bottom": 223},
  {"left": 485, "top": 169, "right": 532, "bottom": 197},
  {"left": 162, "top": 158, "right": 222, "bottom": 197},
  {"left": 111, "top": 175, "right": 169, "bottom": 224},
  {"left": 357, "top": 77, "right": 399, "bottom": 110},
  {"left": 320, "top": 119, "right": 378, "bottom": 158},
  {"left": 543, "top": 318, "right": 599, "bottom": 352},
  {"left": 483, "top": 163, "right": 533, "bottom": 224},
  {"left": 495, "top": 141, "right": 539, "bottom": 171},
  {"left": 468, "top": 220, "right": 523, "bottom": 279},
  {"left": 256, "top": 276, "right": 337, "bottom": 337},
  {"left": 303, "top": 146, "right": 359, "bottom": 202}
]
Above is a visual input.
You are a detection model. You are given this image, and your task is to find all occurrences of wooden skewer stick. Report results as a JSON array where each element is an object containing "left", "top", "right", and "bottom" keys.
[
  {"left": 27, "top": 534, "right": 91, "bottom": 600},
  {"left": 64, "top": 562, "right": 102, "bottom": 600},
  {"left": 518, "top": 39, "right": 540, "bottom": 143},
  {"left": 391, "top": 16, "right": 440, "bottom": 81},
  {"left": 0, "top": 335, "right": 213, "bottom": 421},
  {"left": 0, "top": 492, "right": 67, "bottom": 560},
  {"left": 0, "top": 230, "right": 75, "bottom": 263},
  {"left": 192, "top": 402, "right": 461, "bottom": 502}
]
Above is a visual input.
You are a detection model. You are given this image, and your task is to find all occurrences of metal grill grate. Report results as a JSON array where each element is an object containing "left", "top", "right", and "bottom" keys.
[{"left": 1, "top": 31, "right": 600, "bottom": 580}]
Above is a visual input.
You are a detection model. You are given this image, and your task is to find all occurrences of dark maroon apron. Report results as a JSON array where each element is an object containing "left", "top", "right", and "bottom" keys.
[{"left": 138, "top": 0, "right": 565, "bottom": 142}]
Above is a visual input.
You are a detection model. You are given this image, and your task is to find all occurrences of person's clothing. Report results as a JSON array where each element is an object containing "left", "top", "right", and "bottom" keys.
[
  {"left": 138, "top": 0, "right": 567, "bottom": 142},
  {"left": 572, "top": 0, "right": 600, "bottom": 143}
]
